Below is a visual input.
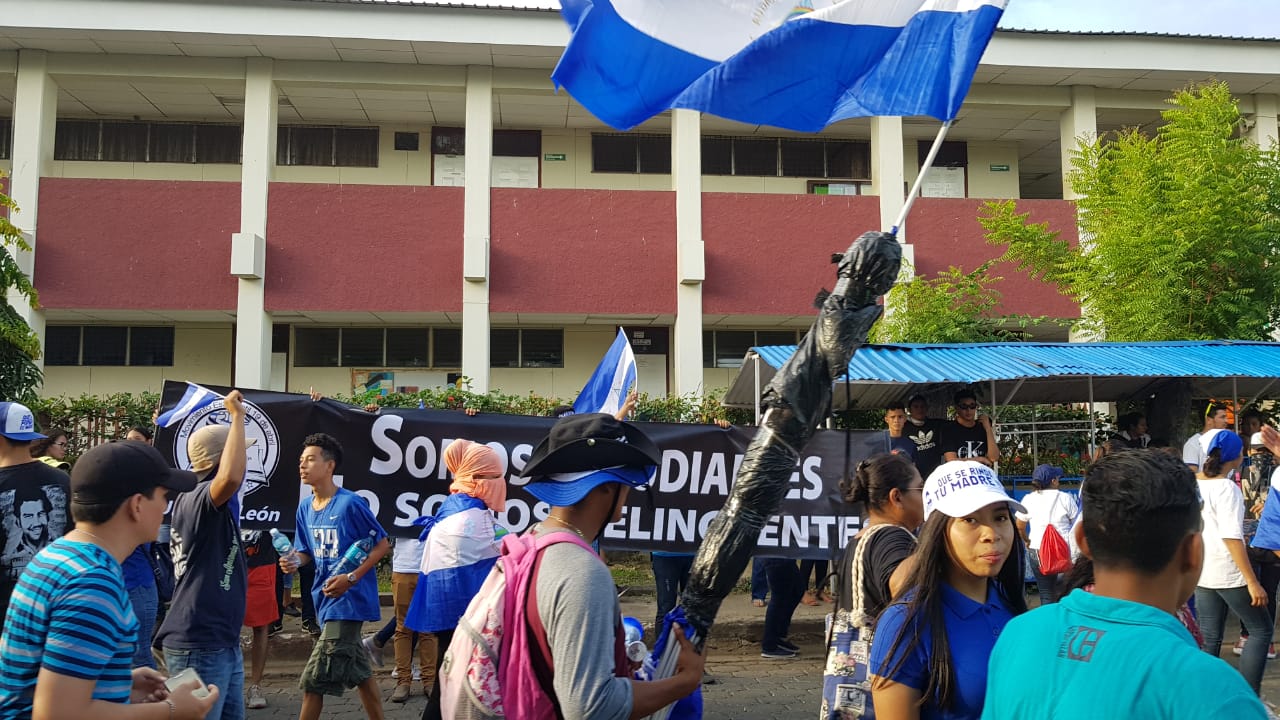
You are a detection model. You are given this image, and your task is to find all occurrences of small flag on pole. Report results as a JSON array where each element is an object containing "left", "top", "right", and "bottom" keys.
[
  {"left": 156, "top": 382, "right": 223, "bottom": 428},
  {"left": 552, "top": 0, "right": 1007, "bottom": 132},
  {"left": 574, "top": 328, "right": 637, "bottom": 416}
]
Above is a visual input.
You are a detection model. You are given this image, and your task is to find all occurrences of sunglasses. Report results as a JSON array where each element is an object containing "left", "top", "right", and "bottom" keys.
[{"left": 957, "top": 403, "right": 979, "bottom": 410}]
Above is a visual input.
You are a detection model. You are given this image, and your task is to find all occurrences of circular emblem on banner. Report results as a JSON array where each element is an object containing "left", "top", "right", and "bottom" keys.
[{"left": 173, "top": 399, "right": 280, "bottom": 498}]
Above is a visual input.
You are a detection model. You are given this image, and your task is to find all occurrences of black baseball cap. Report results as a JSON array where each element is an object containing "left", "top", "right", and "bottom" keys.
[{"left": 71, "top": 440, "right": 198, "bottom": 505}]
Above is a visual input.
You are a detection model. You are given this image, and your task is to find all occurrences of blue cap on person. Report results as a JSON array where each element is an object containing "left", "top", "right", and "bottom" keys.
[
  {"left": 1031, "top": 464, "right": 1064, "bottom": 485},
  {"left": 923, "top": 460, "right": 1026, "bottom": 521},
  {"left": 522, "top": 413, "right": 660, "bottom": 506},
  {"left": 1200, "top": 429, "right": 1243, "bottom": 463},
  {"left": 0, "top": 402, "right": 46, "bottom": 442}
]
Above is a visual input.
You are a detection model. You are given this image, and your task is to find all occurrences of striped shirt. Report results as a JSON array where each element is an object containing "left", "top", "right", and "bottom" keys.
[{"left": 0, "top": 538, "right": 138, "bottom": 718}]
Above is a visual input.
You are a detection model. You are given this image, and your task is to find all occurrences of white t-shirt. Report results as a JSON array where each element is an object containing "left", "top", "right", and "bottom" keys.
[
  {"left": 1197, "top": 477, "right": 1246, "bottom": 589},
  {"left": 1183, "top": 433, "right": 1205, "bottom": 469},
  {"left": 391, "top": 537, "right": 425, "bottom": 574},
  {"left": 1015, "top": 489, "right": 1078, "bottom": 551}
]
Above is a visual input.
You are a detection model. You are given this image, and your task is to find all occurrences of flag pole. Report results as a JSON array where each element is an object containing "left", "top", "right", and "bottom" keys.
[{"left": 889, "top": 119, "right": 953, "bottom": 236}]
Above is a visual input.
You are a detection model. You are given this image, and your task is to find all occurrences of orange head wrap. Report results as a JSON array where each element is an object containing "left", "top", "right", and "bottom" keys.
[{"left": 444, "top": 439, "right": 507, "bottom": 512}]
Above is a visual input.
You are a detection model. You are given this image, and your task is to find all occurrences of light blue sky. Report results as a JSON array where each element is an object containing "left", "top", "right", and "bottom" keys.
[{"left": 1000, "top": 0, "right": 1280, "bottom": 38}]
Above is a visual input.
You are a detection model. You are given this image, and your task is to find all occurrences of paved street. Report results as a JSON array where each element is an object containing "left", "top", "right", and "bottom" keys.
[{"left": 234, "top": 597, "right": 1280, "bottom": 719}]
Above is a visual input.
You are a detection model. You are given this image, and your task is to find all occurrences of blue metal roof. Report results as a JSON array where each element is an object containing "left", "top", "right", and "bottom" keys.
[
  {"left": 728, "top": 341, "right": 1280, "bottom": 409},
  {"left": 752, "top": 341, "right": 1280, "bottom": 383}
]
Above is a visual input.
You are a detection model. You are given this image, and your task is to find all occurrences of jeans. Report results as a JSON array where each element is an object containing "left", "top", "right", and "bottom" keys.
[
  {"left": 374, "top": 615, "right": 397, "bottom": 646},
  {"left": 751, "top": 557, "right": 769, "bottom": 602},
  {"left": 127, "top": 581, "right": 158, "bottom": 669},
  {"left": 1196, "top": 585, "right": 1273, "bottom": 694},
  {"left": 163, "top": 646, "right": 246, "bottom": 720},
  {"left": 651, "top": 554, "right": 694, "bottom": 630},
  {"left": 799, "top": 559, "right": 829, "bottom": 592},
  {"left": 1029, "top": 549, "right": 1061, "bottom": 606},
  {"left": 761, "top": 559, "right": 804, "bottom": 652}
]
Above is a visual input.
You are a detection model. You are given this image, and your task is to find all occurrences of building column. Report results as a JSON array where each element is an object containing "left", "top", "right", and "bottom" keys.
[
  {"left": 671, "top": 109, "right": 704, "bottom": 398},
  {"left": 870, "top": 116, "right": 905, "bottom": 238},
  {"left": 1059, "top": 86, "right": 1097, "bottom": 200},
  {"left": 1248, "top": 93, "right": 1279, "bottom": 148},
  {"left": 232, "top": 58, "right": 276, "bottom": 389},
  {"left": 8, "top": 49, "right": 57, "bottom": 369},
  {"left": 461, "top": 66, "right": 493, "bottom": 393}
]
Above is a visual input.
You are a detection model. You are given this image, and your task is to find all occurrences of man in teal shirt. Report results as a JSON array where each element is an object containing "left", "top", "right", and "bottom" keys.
[{"left": 982, "top": 450, "right": 1267, "bottom": 719}]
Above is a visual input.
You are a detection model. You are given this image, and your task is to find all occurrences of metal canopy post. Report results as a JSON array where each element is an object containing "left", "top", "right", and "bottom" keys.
[
  {"left": 1233, "top": 376, "right": 1240, "bottom": 433},
  {"left": 753, "top": 353, "right": 762, "bottom": 426},
  {"left": 1088, "top": 376, "right": 1097, "bottom": 459},
  {"left": 990, "top": 379, "right": 998, "bottom": 474}
]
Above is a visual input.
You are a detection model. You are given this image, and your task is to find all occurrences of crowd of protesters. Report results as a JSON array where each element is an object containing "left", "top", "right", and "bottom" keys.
[{"left": 1, "top": 389, "right": 1279, "bottom": 720}]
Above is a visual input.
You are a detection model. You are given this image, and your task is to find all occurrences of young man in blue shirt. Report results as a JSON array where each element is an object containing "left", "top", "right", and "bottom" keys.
[
  {"left": 281, "top": 433, "right": 389, "bottom": 720},
  {"left": 982, "top": 450, "right": 1268, "bottom": 719}
]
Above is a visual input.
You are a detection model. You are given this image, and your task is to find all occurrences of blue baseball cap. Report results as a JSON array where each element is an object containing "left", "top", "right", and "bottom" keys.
[
  {"left": 1032, "top": 464, "right": 1065, "bottom": 485},
  {"left": 0, "top": 402, "right": 45, "bottom": 442}
]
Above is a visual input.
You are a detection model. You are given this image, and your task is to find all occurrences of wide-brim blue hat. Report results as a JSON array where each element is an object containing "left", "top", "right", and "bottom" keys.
[
  {"left": 523, "top": 413, "right": 659, "bottom": 506},
  {"left": 524, "top": 466, "right": 654, "bottom": 506}
]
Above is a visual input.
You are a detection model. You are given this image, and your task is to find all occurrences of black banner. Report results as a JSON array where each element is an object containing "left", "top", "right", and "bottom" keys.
[{"left": 155, "top": 382, "right": 885, "bottom": 559}]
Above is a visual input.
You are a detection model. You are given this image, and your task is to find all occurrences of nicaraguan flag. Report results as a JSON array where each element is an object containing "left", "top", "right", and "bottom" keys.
[
  {"left": 404, "top": 494, "right": 502, "bottom": 634},
  {"left": 552, "top": 0, "right": 1007, "bottom": 132},
  {"left": 155, "top": 382, "right": 222, "bottom": 428},
  {"left": 573, "top": 328, "right": 637, "bottom": 416},
  {"left": 1252, "top": 467, "right": 1280, "bottom": 551}
]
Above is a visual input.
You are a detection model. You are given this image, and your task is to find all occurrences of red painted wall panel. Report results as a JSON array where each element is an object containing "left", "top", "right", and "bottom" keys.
[
  {"left": 265, "top": 184, "right": 463, "bottom": 312},
  {"left": 34, "top": 179, "right": 239, "bottom": 310},
  {"left": 489, "top": 189, "right": 677, "bottom": 314},
  {"left": 907, "top": 198, "right": 1081, "bottom": 318},
  {"left": 703, "top": 193, "right": 884, "bottom": 316}
]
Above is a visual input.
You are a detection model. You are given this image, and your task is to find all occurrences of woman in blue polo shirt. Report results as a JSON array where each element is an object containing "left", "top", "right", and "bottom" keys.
[{"left": 869, "top": 461, "right": 1028, "bottom": 720}]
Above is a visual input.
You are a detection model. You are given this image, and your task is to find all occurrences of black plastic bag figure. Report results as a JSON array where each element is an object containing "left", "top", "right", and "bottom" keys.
[{"left": 680, "top": 231, "right": 901, "bottom": 638}]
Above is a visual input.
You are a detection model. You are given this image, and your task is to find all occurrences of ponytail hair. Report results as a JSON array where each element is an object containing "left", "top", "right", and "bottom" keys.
[
  {"left": 841, "top": 452, "right": 918, "bottom": 510},
  {"left": 1202, "top": 448, "right": 1224, "bottom": 477}
]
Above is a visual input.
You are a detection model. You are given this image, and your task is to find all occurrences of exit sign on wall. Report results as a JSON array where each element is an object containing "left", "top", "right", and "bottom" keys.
[{"left": 544, "top": 153, "right": 567, "bottom": 161}]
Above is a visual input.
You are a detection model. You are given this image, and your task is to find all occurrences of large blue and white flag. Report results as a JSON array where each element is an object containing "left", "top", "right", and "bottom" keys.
[
  {"left": 553, "top": 0, "right": 1007, "bottom": 132},
  {"left": 155, "top": 382, "right": 223, "bottom": 428},
  {"left": 574, "top": 328, "right": 637, "bottom": 416}
]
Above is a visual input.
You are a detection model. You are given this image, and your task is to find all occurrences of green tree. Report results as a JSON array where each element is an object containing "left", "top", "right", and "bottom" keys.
[
  {"left": 870, "top": 261, "right": 1029, "bottom": 344},
  {"left": 979, "top": 81, "right": 1280, "bottom": 342},
  {"left": 978, "top": 81, "right": 1280, "bottom": 443},
  {"left": 0, "top": 174, "right": 42, "bottom": 402}
]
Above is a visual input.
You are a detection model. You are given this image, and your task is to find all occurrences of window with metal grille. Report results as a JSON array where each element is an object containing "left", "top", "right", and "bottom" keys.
[
  {"left": 489, "top": 329, "right": 564, "bottom": 368},
  {"left": 0, "top": 118, "right": 11, "bottom": 160},
  {"left": 703, "top": 329, "right": 799, "bottom": 368},
  {"left": 277, "top": 126, "right": 379, "bottom": 167},
  {"left": 52, "top": 120, "right": 241, "bottom": 163},
  {"left": 44, "top": 326, "right": 174, "bottom": 366},
  {"left": 591, "top": 134, "right": 672, "bottom": 174},
  {"left": 292, "top": 327, "right": 461, "bottom": 367}
]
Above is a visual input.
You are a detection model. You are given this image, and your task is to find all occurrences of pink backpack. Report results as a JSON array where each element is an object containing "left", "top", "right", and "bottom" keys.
[{"left": 439, "top": 529, "right": 598, "bottom": 720}]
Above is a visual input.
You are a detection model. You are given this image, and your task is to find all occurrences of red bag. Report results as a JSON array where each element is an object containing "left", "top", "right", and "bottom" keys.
[{"left": 1039, "top": 524, "right": 1072, "bottom": 575}]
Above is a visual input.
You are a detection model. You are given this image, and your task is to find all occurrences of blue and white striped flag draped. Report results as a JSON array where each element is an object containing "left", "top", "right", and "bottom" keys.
[
  {"left": 573, "top": 328, "right": 637, "bottom": 416},
  {"left": 155, "top": 382, "right": 223, "bottom": 428},
  {"left": 552, "top": 0, "right": 1007, "bottom": 132},
  {"left": 1251, "top": 467, "right": 1280, "bottom": 551}
]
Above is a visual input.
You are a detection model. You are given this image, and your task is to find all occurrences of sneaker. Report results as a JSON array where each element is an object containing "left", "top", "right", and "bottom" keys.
[
  {"left": 777, "top": 639, "right": 800, "bottom": 654},
  {"left": 301, "top": 618, "right": 321, "bottom": 637},
  {"left": 390, "top": 668, "right": 400, "bottom": 680},
  {"left": 246, "top": 685, "right": 267, "bottom": 710},
  {"left": 267, "top": 621, "right": 283, "bottom": 637},
  {"left": 281, "top": 605, "right": 302, "bottom": 618},
  {"left": 362, "top": 636, "right": 385, "bottom": 668},
  {"left": 761, "top": 647, "right": 798, "bottom": 659},
  {"left": 1235, "top": 636, "right": 1247, "bottom": 656},
  {"left": 390, "top": 684, "right": 411, "bottom": 703}
]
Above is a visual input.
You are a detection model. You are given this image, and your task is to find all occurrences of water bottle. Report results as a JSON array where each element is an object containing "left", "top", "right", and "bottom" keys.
[
  {"left": 269, "top": 528, "right": 297, "bottom": 574},
  {"left": 331, "top": 530, "right": 378, "bottom": 578},
  {"left": 622, "top": 616, "right": 647, "bottom": 663}
]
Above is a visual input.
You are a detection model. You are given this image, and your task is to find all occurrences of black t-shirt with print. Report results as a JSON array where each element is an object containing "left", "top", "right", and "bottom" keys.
[
  {"left": 0, "top": 461, "right": 70, "bottom": 625},
  {"left": 905, "top": 419, "right": 944, "bottom": 477},
  {"left": 942, "top": 420, "right": 990, "bottom": 461}
]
